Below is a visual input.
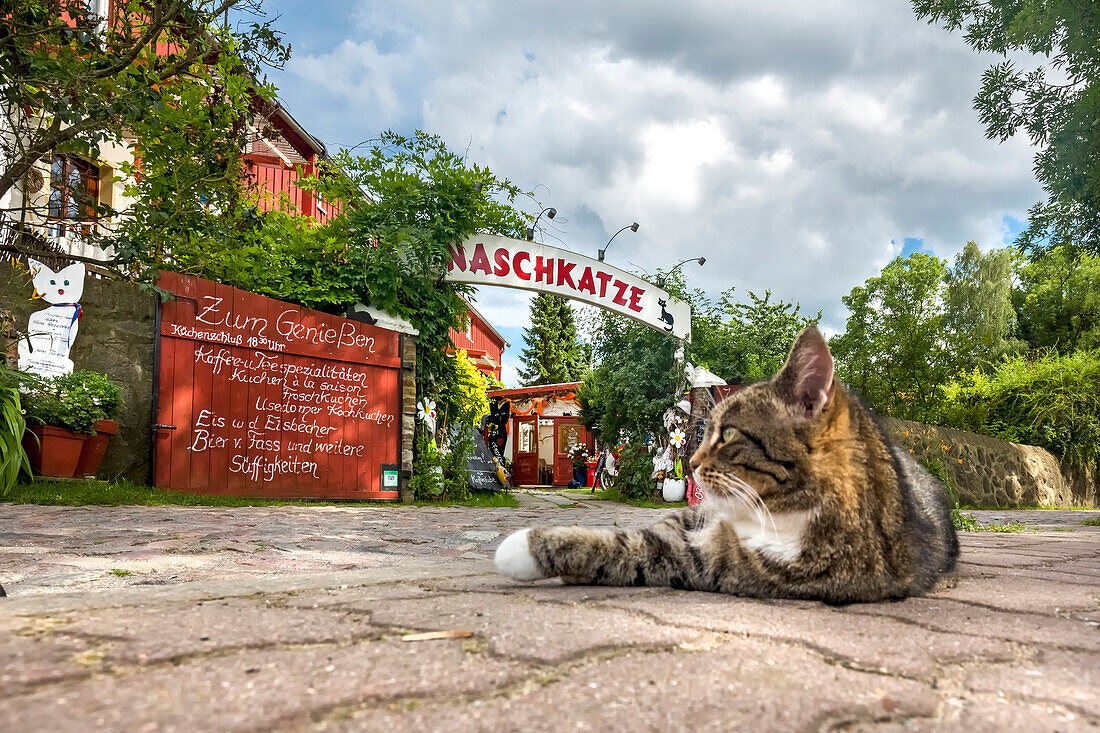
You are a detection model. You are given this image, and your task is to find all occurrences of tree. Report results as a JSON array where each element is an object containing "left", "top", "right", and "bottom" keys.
[
  {"left": 830, "top": 253, "right": 951, "bottom": 420},
  {"left": 943, "top": 241, "right": 1025, "bottom": 371},
  {"left": 719, "top": 289, "right": 818, "bottom": 383},
  {"left": 0, "top": 0, "right": 287, "bottom": 275},
  {"left": 518, "top": 293, "right": 585, "bottom": 386},
  {"left": 912, "top": 0, "right": 1100, "bottom": 255},
  {"left": 577, "top": 311, "right": 679, "bottom": 445},
  {"left": 1013, "top": 246, "right": 1100, "bottom": 353}
]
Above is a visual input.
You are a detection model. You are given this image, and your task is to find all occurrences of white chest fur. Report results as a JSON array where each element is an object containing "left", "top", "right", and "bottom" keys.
[{"left": 697, "top": 501, "right": 814, "bottom": 564}]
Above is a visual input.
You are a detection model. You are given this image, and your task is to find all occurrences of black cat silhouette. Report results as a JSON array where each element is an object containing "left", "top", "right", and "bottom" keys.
[{"left": 657, "top": 299, "right": 674, "bottom": 332}]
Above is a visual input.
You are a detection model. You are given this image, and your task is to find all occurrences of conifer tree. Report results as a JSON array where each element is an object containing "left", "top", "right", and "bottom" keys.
[{"left": 519, "top": 294, "right": 585, "bottom": 386}]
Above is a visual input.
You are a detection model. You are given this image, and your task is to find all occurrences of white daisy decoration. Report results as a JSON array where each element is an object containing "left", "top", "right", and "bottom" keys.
[
  {"left": 416, "top": 399, "right": 437, "bottom": 432},
  {"left": 669, "top": 429, "right": 687, "bottom": 448}
]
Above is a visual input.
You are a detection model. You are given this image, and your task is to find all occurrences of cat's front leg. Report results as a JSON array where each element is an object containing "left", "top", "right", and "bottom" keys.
[{"left": 495, "top": 508, "right": 707, "bottom": 589}]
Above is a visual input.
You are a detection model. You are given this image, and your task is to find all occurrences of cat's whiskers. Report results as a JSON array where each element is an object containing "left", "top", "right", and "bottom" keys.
[{"left": 705, "top": 473, "right": 777, "bottom": 538}]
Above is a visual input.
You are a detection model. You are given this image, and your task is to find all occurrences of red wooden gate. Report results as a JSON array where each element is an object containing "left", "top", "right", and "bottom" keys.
[{"left": 153, "top": 272, "right": 402, "bottom": 500}]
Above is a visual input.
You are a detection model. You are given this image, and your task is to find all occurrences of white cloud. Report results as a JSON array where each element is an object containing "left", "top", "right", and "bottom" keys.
[{"left": 271, "top": 0, "right": 1045, "bottom": 337}]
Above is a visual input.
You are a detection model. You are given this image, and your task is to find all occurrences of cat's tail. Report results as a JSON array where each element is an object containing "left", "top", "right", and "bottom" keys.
[{"left": 494, "top": 508, "right": 706, "bottom": 589}]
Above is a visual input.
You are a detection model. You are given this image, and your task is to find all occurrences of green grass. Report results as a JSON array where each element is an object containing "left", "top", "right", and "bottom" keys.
[
  {"left": 961, "top": 504, "right": 1094, "bottom": 511},
  {"left": 5, "top": 479, "right": 518, "bottom": 509},
  {"left": 108, "top": 569, "right": 133, "bottom": 577},
  {"left": 408, "top": 492, "right": 519, "bottom": 508},
  {"left": 952, "top": 504, "right": 1031, "bottom": 533},
  {"left": 1082, "top": 518, "right": 1100, "bottom": 526},
  {"left": 562, "top": 486, "right": 686, "bottom": 509}
]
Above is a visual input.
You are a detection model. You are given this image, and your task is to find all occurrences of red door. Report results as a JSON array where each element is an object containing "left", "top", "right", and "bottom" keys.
[
  {"left": 512, "top": 417, "right": 538, "bottom": 486},
  {"left": 553, "top": 419, "right": 586, "bottom": 485}
]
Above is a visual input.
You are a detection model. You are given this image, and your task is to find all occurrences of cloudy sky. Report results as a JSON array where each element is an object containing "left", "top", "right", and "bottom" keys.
[{"left": 260, "top": 0, "right": 1042, "bottom": 387}]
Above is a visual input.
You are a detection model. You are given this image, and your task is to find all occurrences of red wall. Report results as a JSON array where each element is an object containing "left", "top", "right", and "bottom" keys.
[{"left": 450, "top": 309, "right": 506, "bottom": 380}]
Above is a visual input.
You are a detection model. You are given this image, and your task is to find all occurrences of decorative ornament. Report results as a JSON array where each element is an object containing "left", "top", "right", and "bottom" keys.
[
  {"left": 669, "top": 429, "right": 686, "bottom": 448},
  {"left": 416, "top": 399, "right": 437, "bottom": 434}
]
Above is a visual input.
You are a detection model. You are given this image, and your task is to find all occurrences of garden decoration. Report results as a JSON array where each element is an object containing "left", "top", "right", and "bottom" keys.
[
  {"left": 663, "top": 428, "right": 687, "bottom": 501},
  {"left": 416, "top": 398, "right": 438, "bottom": 436},
  {"left": 17, "top": 259, "right": 86, "bottom": 379}
]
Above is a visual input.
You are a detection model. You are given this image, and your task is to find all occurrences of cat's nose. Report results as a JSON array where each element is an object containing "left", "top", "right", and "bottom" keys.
[{"left": 689, "top": 453, "right": 701, "bottom": 471}]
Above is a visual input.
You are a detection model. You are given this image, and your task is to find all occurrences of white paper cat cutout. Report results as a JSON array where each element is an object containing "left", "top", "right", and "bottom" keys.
[{"left": 17, "top": 259, "right": 86, "bottom": 378}]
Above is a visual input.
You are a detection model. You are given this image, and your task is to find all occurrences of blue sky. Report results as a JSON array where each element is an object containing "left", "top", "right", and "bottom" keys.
[{"left": 255, "top": 1, "right": 1043, "bottom": 386}]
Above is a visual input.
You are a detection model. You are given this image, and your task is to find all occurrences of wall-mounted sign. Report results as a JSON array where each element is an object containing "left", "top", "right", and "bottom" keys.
[
  {"left": 153, "top": 272, "right": 403, "bottom": 500},
  {"left": 446, "top": 235, "right": 692, "bottom": 340},
  {"left": 17, "top": 259, "right": 86, "bottom": 378}
]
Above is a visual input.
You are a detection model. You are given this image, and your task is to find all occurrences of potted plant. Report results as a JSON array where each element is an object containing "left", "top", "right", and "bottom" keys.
[
  {"left": 569, "top": 444, "right": 589, "bottom": 486},
  {"left": 0, "top": 366, "right": 32, "bottom": 495},
  {"left": 72, "top": 372, "right": 122, "bottom": 479},
  {"left": 663, "top": 430, "right": 687, "bottom": 502},
  {"left": 19, "top": 370, "right": 121, "bottom": 479}
]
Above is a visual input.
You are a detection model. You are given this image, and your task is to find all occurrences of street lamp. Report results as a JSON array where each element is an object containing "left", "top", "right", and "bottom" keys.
[
  {"left": 597, "top": 222, "right": 639, "bottom": 262},
  {"left": 657, "top": 257, "right": 706, "bottom": 287},
  {"left": 526, "top": 207, "right": 557, "bottom": 241}
]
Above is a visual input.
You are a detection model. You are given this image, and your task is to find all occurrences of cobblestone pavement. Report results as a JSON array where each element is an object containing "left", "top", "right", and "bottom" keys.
[{"left": 1, "top": 493, "right": 1098, "bottom": 731}]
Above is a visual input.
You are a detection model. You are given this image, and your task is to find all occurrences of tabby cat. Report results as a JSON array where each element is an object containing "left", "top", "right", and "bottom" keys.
[{"left": 495, "top": 327, "right": 958, "bottom": 603}]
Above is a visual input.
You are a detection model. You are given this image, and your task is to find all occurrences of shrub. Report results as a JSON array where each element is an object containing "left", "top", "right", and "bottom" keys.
[
  {"left": 613, "top": 445, "right": 660, "bottom": 501},
  {"left": 0, "top": 366, "right": 31, "bottom": 496},
  {"left": 19, "top": 370, "right": 123, "bottom": 434},
  {"left": 937, "top": 350, "right": 1100, "bottom": 470}
]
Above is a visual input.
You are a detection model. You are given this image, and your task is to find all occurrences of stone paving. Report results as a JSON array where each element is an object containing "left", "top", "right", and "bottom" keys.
[{"left": 1, "top": 492, "right": 1098, "bottom": 731}]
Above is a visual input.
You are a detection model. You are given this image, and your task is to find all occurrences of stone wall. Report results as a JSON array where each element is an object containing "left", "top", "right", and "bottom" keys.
[
  {"left": 399, "top": 336, "right": 416, "bottom": 502},
  {"left": 1, "top": 263, "right": 157, "bottom": 483},
  {"left": 881, "top": 417, "right": 1097, "bottom": 508}
]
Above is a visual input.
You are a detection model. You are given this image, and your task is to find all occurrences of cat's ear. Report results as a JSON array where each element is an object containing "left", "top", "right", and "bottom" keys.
[
  {"left": 57, "top": 262, "right": 86, "bottom": 282},
  {"left": 27, "top": 259, "right": 48, "bottom": 278},
  {"left": 775, "top": 326, "right": 834, "bottom": 419}
]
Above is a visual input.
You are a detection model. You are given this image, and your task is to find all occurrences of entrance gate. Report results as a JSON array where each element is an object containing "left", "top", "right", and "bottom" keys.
[{"left": 153, "top": 272, "right": 402, "bottom": 499}]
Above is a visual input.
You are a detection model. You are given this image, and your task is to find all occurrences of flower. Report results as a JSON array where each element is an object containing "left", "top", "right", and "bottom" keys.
[
  {"left": 957, "top": 459, "right": 963, "bottom": 464},
  {"left": 416, "top": 399, "right": 437, "bottom": 422},
  {"left": 669, "top": 429, "right": 686, "bottom": 448},
  {"left": 908, "top": 449, "right": 915, "bottom": 454},
  {"left": 942, "top": 445, "right": 950, "bottom": 451}
]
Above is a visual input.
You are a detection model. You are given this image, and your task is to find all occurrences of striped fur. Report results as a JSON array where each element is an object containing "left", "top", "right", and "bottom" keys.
[{"left": 497, "top": 327, "right": 959, "bottom": 603}]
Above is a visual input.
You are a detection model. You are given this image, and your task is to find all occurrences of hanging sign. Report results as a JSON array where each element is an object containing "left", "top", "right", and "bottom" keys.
[{"left": 445, "top": 235, "right": 692, "bottom": 340}]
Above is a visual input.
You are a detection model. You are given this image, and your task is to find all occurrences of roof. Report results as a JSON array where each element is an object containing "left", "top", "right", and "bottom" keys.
[
  {"left": 487, "top": 382, "right": 583, "bottom": 399},
  {"left": 465, "top": 301, "right": 510, "bottom": 348}
]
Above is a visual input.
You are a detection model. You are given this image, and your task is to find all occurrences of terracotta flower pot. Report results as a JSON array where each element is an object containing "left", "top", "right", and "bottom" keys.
[
  {"left": 75, "top": 419, "right": 119, "bottom": 479},
  {"left": 23, "top": 425, "right": 89, "bottom": 479}
]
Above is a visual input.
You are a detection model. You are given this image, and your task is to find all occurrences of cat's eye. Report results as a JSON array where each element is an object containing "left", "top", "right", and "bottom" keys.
[
  {"left": 49, "top": 279, "right": 55, "bottom": 285},
  {"left": 64, "top": 280, "right": 69, "bottom": 286},
  {"left": 722, "top": 426, "right": 739, "bottom": 443}
]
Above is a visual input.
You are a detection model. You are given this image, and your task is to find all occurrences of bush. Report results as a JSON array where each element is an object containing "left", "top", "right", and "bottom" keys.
[
  {"left": 936, "top": 350, "right": 1100, "bottom": 470},
  {"left": 19, "top": 370, "right": 123, "bottom": 434},
  {"left": 613, "top": 445, "right": 660, "bottom": 501},
  {"left": 0, "top": 366, "right": 31, "bottom": 496}
]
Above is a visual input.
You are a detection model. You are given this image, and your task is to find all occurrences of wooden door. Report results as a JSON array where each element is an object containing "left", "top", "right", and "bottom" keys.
[
  {"left": 512, "top": 417, "right": 538, "bottom": 486},
  {"left": 554, "top": 419, "right": 586, "bottom": 485}
]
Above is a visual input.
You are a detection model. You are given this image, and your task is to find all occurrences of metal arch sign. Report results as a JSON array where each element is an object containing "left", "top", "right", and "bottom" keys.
[{"left": 445, "top": 234, "right": 692, "bottom": 341}]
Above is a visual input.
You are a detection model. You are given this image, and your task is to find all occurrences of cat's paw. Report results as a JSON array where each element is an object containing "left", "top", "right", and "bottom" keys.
[{"left": 494, "top": 529, "right": 546, "bottom": 582}]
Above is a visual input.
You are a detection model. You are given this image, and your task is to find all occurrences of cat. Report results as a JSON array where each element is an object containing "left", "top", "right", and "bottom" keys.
[
  {"left": 657, "top": 298, "right": 675, "bottom": 332},
  {"left": 16, "top": 259, "right": 86, "bottom": 378},
  {"left": 495, "top": 326, "right": 958, "bottom": 603}
]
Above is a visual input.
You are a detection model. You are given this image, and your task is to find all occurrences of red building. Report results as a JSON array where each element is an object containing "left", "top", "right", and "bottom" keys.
[
  {"left": 243, "top": 101, "right": 342, "bottom": 225},
  {"left": 449, "top": 303, "right": 508, "bottom": 381}
]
